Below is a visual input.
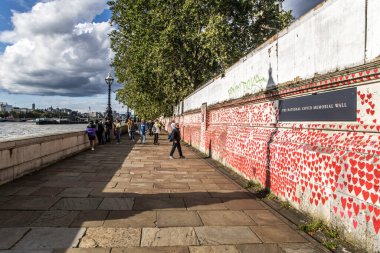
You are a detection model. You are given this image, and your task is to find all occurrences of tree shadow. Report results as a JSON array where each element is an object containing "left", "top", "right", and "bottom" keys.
[
  {"left": 263, "top": 63, "right": 280, "bottom": 191},
  {"left": 0, "top": 132, "right": 268, "bottom": 251}
]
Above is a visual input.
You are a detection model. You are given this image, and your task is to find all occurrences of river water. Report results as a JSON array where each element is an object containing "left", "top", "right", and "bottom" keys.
[{"left": 0, "top": 122, "right": 87, "bottom": 142}]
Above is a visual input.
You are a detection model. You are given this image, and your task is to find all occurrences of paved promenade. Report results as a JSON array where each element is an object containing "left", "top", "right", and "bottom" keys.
[{"left": 0, "top": 134, "right": 327, "bottom": 253}]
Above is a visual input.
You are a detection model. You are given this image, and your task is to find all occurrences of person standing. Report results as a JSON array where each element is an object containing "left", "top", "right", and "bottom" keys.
[
  {"left": 153, "top": 120, "right": 160, "bottom": 145},
  {"left": 86, "top": 121, "right": 96, "bottom": 151},
  {"left": 169, "top": 123, "right": 184, "bottom": 159},
  {"left": 95, "top": 119, "right": 104, "bottom": 145},
  {"left": 148, "top": 120, "right": 153, "bottom": 136},
  {"left": 101, "top": 119, "right": 107, "bottom": 144},
  {"left": 115, "top": 119, "right": 122, "bottom": 144},
  {"left": 139, "top": 119, "right": 147, "bottom": 144},
  {"left": 168, "top": 120, "right": 176, "bottom": 141},
  {"left": 105, "top": 119, "right": 112, "bottom": 143},
  {"left": 127, "top": 118, "right": 133, "bottom": 140}
]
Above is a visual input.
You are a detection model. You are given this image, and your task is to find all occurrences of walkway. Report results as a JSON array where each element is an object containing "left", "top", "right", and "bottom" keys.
[{"left": 0, "top": 133, "right": 328, "bottom": 253}]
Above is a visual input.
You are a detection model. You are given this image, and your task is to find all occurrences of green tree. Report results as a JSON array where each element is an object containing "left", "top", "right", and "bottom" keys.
[{"left": 109, "top": 0, "right": 292, "bottom": 119}]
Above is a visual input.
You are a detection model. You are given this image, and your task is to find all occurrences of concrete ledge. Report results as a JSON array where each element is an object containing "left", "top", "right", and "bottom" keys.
[{"left": 0, "top": 131, "right": 90, "bottom": 186}]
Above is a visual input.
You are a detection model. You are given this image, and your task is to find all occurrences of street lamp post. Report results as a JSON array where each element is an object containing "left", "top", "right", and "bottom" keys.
[{"left": 105, "top": 73, "right": 114, "bottom": 123}]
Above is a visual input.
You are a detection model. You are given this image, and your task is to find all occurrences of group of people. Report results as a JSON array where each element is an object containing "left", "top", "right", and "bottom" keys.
[
  {"left": 85, "top": 118, "right": 113, "bottom": 151},
  {"left": 131, "top": 119, "right": 162, "bottom": 145},
  {"left": 86, "top": 118, "right": 164, "bottom": 150},
  {"left": 85, "top": 118, "right": 184, "bottom": 159}
]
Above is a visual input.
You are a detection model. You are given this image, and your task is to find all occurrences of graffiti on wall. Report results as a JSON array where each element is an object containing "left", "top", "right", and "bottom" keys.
[{"left": 228, "top": 75, "right": 267, "bottom": 99}]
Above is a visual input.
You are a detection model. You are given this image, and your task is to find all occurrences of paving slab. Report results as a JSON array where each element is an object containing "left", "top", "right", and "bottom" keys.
[
  {"left": 79, "top": 228, "right": 140, "bottom": 248},
  {"left": 98, "top": 198, "right": 134, "bottom": 210},
  {"left": 154, "top": 183, "right": 190, "bottom": 190},
  {"left": 244, "top": 210, "right": 285, "bottom": 225},
  {"left": 0, "top": 250, "right": 52, "bottom": 253},
  {"left": 53, "top": 249, "right": 110, "bottom": 253},
  {"left": 236, "top": 244, "right": 281, "bottom": 253},
  {"left": 30, "top": 210, "right": 79, "bottom": 227},
  {"left": 111, "top": 247, "right": 189, "bottom": 253},
  {"left": 58, "top": 188, "right": 93, "bottom": 198},
  {"left": 194, "top": 226, "right": 261, "bottom": 245},
  {"left": 0, "top": 228, "right": 30, "bottom": 249},
  {"left": 11, "top": 187, "right": 40, "bottom": 196},
  {"left": 250, "top": 225, "right": 307, "bottom": 243},
  {"left": 207, "top": 190, "right": 251, "bottom": 199},
  {"left": 70, "top": 210, "right": 108, "bottom": 227},
  {"left": 13, "top": 228, "right": 86, "bottom": 250},
  {"left": 157, "top": 211, "right": 203, "bottom": 227},
  {"left": 198, "top": 210, "right": 255, "bottom": 226},
  {"left": 53, "top": 198, "right": 103, "bottom": 210},
  {"left": 222, "top": 198, "right": 267, "bottom": 210},
  {"left": 104, "top": 211, "right": 156, "bottom": 228},
  {"left": 184, "top": 198, "right": 227, "bottom": 210},
  {"left": 30, "top": 187, "right": 66, "bottom": 196},
  {"left": 90, "top": 189, "right": 125, "bottom": 198},
  {"left": 133, "top": 198, "right": 186, "bottom": 210},
  {"left": 87, "top": 182, "right": 117, "bottom": 188},
  {"left": 0, "top": 186, "right": 23, "bottom": 196},
  {"left": 115, "top": 182, "right": 153, "bottom": 190},
  {"left": 0, "top": 196, "right": 13, "bottom": 203},
  {"left": 169, "top": 191, "right": 211, "bottom": 199},
  {"left": 189, "top": 245, "right": 239, "bottom": 253},
  {"left": 0, "top": 196, "right": 59, "bottom": 210},
  {"left": 0, "top": 211, "right": 42, "bottom": 227},
  {"left": 141, "top": 227, "right": 198, "bottom": 247},
  {"left": 278, "top": 243, "right": 321, "bottom": 253}
]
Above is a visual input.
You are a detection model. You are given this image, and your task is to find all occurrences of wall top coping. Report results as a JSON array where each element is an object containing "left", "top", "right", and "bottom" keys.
[
  {"left": 0, "top": 130, "right": 86, "bottom": 151},
  {"left": 184, "top": 0, "right": 331, "bottom": 99}
]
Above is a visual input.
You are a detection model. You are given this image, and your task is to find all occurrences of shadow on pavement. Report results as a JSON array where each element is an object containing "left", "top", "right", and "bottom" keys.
[{"left": 0, "top": 133, "right": 326, "bottom": 253}]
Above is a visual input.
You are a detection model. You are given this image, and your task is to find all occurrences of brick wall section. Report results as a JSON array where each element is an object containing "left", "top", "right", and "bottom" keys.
[{"left": 167, "top": 67, "right": 380, "bottom": 252}]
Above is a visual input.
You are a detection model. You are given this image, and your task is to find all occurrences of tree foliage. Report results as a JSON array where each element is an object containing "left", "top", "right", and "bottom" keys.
[{"left": 108, "top": 0, "right": 292, "bottom": 119}]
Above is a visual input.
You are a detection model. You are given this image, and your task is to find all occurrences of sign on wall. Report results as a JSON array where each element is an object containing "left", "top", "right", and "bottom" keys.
[{"left": 279, "top": 88, "right": 357, "bottom": 122}]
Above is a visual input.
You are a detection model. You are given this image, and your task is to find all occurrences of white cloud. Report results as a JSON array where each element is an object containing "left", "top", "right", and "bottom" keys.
[{"left": 0, "top": 0, "right": 114, "bottom": 97}]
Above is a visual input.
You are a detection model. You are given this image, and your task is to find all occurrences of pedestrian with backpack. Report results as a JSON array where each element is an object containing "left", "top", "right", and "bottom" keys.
[
  {"left": 169, "top": 123, "right": 185, "bottom": 159},
  {"left": 86, "top": 121, "right": 96, "bottom": 151}
]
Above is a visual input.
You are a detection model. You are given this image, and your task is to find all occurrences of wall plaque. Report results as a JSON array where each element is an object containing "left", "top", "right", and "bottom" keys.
[{"left": 279, "top": 88, "right": 357, "bottom": 122}]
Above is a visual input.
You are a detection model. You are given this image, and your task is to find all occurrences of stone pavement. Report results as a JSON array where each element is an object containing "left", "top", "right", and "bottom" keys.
[{"left": 0, "top": 133, "right": 329, "bottom": 253}]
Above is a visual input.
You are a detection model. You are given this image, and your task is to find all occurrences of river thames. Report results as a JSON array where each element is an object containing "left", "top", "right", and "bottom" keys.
[{"left": 0, "top": 122, "right": 87, "bottom": 142}]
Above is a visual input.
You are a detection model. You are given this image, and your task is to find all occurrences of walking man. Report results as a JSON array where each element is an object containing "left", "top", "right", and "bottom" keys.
[{"left": 169, "top": 123, "right": 185, "bottom": 159}]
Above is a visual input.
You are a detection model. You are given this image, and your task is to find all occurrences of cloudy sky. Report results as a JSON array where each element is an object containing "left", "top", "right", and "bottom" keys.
[{"left": 0, "top": 0, "right": 323, "bottom": 113}]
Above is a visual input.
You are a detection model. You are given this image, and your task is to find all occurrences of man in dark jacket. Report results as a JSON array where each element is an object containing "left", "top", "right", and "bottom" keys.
[
  {"left": 95, "top": 120, "right": 104, "bottom": 144},
  {"left": 104, "top": 119, "right": 112, "bottom": 143},
  {"left": 169, "top": 123, "right": 185, "bottom": 159}
]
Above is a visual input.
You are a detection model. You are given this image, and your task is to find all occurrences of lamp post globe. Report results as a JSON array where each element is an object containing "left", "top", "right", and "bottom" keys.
[{"left": 105, "top": 72, "right": 114, "bottom": 123}]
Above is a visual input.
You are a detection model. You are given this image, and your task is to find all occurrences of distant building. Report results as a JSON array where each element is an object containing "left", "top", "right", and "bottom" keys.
[
  {"left": 12, "top": 107, "right": 21, "bottom": 113},
  {"left": 0, "top": 102, "right": 13, "bottom": 112},
  {"left": 32, "top": 103, "right": 35, "bottom": 110}
]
